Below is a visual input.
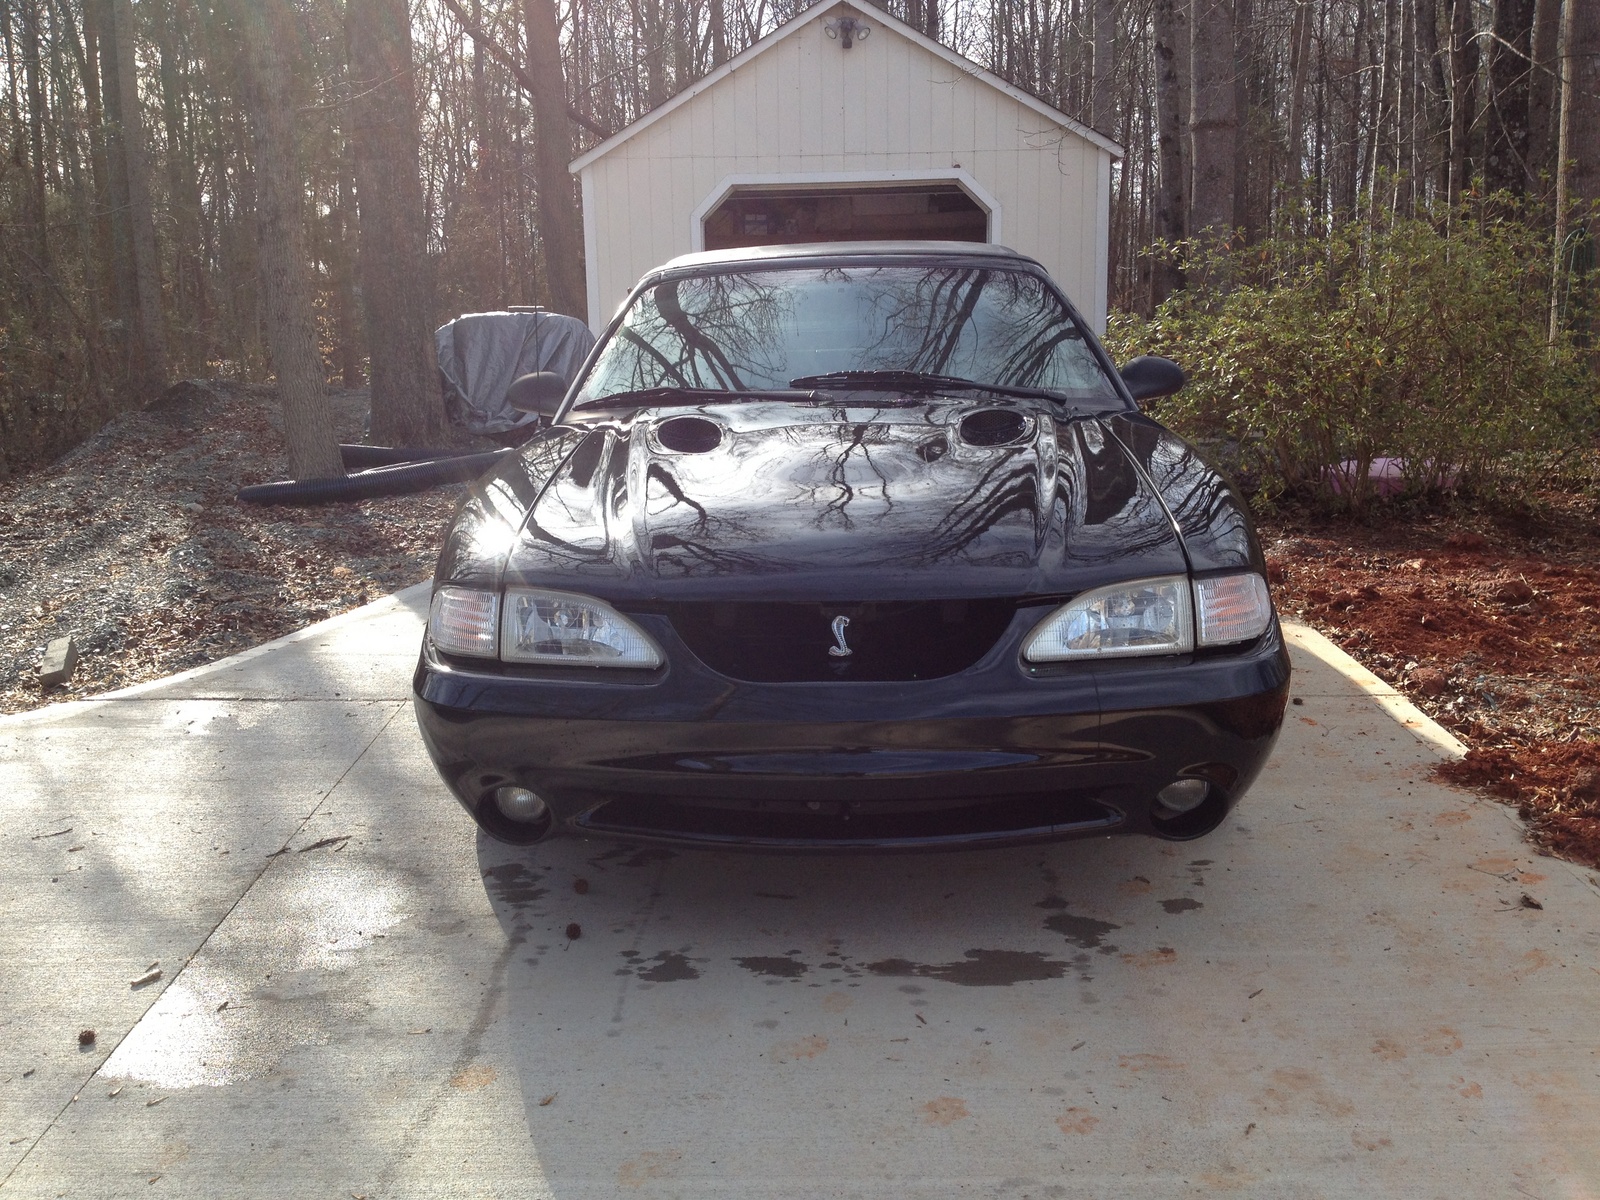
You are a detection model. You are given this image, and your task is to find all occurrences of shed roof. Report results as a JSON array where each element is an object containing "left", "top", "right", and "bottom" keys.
[{"left": 569, "top": 0, "right": 1123, "bottom": 175}]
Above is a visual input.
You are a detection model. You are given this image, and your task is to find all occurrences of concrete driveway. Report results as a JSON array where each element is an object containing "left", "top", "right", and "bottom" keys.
[{"left": 2, "top": 587, "right": 1597, "bottom": 1199}]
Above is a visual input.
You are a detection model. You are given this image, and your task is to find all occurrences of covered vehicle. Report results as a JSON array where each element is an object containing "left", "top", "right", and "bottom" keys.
[
  {"left": 435, "top": 309, "right": 596, "bottom": 437},
  {"left": 413, "top": 242, "right": 1290, "bottom": 849}
]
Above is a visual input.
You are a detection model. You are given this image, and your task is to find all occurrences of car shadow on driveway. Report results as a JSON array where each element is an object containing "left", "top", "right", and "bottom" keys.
[{"left": 471, "top": 826, "right": 1237, "bottom": 1195}]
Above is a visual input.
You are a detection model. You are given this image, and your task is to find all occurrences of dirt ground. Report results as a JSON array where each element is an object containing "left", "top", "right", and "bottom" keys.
[{"left": 2, "top": 383, "right": 1597, "bottom": 865}]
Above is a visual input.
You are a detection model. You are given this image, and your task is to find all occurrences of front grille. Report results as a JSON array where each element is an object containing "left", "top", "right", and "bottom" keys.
[
  {"left": 575, "top": 791, "right": 1121, "bottom": 847},
  {"left": 664, "top": 599, "right": 1016, "bottom": 682}
]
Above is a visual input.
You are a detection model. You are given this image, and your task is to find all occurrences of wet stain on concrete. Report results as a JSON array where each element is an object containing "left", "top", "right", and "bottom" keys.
[
  {"left": 1043, "top": 912, "right": 1120, "bottom": 950},
  {"left": 637, "top": 951, "right": 701, "bottom": 982},
  {"left": 1035, "top": 893, "right": 1070, "bottom": 910},
  {"left": 866, "top": 949, "right": 1070, "bottom": 986},
  {"left": 1160, "top": 897, "right": 1204, "bottom": 914},
  {"left": 736, "top": 955, "right": 810, "bottom": 978},
  {"left": 481, "top": 863, "right": 547, "bottom": 906}
]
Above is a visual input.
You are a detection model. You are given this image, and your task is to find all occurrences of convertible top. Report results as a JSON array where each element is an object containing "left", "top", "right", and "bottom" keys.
[{"left": 650, "top": 240, "right": 1040, "bottom": 277}]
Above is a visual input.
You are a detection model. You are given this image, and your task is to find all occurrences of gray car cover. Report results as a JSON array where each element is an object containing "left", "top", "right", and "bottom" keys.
[{"left": 435, "top": 311, "right": 597, "bottom": 436}]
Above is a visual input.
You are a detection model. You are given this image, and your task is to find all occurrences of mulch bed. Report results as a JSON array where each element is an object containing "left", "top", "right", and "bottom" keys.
[
  {"left": 1261, "top": 503, "right": 1600, "bottom": 867},
  {"left": 3, "top": 382, "right": 1597, "bottom": 866}
]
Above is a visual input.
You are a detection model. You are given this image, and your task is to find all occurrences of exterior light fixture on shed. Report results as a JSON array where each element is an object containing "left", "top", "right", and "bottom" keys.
[{"left": 824, "top": 14, "right": 869, "bottom": 47}]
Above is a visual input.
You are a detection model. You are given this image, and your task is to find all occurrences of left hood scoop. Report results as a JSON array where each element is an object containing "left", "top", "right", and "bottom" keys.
[
  {"left": 654, "top": 415, "right": 723, "bottom": 453},
  {"left": 959, "top": 407, "right": 1032, "bottom": 447}
]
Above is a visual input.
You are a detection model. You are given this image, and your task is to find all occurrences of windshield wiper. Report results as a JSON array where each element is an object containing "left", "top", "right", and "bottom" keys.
[
  {"left": 571, "top": 385, "right": 816, "bottom": 411},
  {"left": 787, "top": 370, "right": 1072, "bottom": 403}
]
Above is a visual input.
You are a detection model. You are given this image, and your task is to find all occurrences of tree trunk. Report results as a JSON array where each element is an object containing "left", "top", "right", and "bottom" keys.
[
  {"left": 1550, "top": 0, "right": 1600, "bottom": 341},
  {"left": 95, "top": 0, "right": 169, "bottom": 401},
  {"left": 1151, "top": 0, "right": 1186, "bottom": 301},
  {"left": 1188, "top": 0, "right": 1236, "bottom": 248},
  {"left": 230, "top": 0, "right": 344, "bottom": 481},
  {"left": 1485, "top": 0, "right": 1536, "bottom": 195},
  {"left": 153, "top": 0, "right": 205, "bottom": 345},
  {"left": 1090, "top": 0, "right": 1113, "bottom": 132},
  {"left": 1415, "top": 0, "right": 1451, "bottom": 198},
  {"left": 17, "top": 0, "right": 50, "bottom": 281},
  {"left": 1284, "top": 0, "right": 1313, "bottom": 198},
  {"left": 709, "top": 0, "right": 728, "bottom": 65},
  {"left": 348, "top": 0, "right": 449, "bottom": 444},
  {"left": 1446, "top": 0, "right": 1479, "bottom": 203},
  {"left": 335, "top": 141, "right": 365, "bottom": 389},
  {"left": 1527, "top": 0, "right": 1562, "bottom": 192},
  {"left": 1367, "top": 0, "right": 1398, "bottom": 218},
  {"left": 524, "top": 0, "right": 587, "bottom": 319}
]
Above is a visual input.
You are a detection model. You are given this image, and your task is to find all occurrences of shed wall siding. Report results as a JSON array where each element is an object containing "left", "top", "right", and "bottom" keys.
[{"left": 578, "top": 11, "right": 1109, "bottom": 330}]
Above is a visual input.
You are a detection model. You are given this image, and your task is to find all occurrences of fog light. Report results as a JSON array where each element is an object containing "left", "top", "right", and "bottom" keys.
[
  {"left": 494, "top": 786, "right": 549, "bottom": 824},
  {"left": 1155, "top": 778, "right": 1209, "bottom": 815}
]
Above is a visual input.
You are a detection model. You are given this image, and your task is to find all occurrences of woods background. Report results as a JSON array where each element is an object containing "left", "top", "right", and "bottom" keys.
[{"left": 1, "top": 0, "right": 1597, "bottom": 482}]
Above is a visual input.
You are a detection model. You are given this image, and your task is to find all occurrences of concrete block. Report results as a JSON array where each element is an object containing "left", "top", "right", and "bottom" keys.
[{"left": 37, "top": 636, "right": 77, "bottom": 688}]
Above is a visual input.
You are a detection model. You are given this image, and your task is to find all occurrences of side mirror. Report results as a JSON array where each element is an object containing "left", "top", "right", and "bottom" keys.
[
  {"left": 505, "top": 371, "right": 569, "bottom": 420},
  {"left": 1118, "top": 356, "right": 1186, "bottom": 403}
]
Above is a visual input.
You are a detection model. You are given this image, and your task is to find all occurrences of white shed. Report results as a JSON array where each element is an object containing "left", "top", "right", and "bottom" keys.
[{"left": 570, "top": 0, "right": 1122, "bottom": 333}]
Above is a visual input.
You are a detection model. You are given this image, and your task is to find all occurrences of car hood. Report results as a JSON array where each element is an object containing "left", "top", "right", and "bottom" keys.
[{"left": 487, "top": 398, "right": 1189, "bottom": 602}]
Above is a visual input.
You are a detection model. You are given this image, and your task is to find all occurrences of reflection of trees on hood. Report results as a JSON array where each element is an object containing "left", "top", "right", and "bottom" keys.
[
  {"left": 808, "top": 421, "right": 894, "bottom": 532},
  {"left": 794, "top": 404, "right": 1043, "bottom": 563},
  {"left": 1050, "top": 420, "right": 1180, "bottom": 565},
  {"left": 1131, "top": 424, "right": 1251, "bottom": 559},
  {"left": 919, "top": 446, "right": 1042, "bottom": 563},
  {"left": 794, "top": 405, "right": 951, "bottom": 532}
]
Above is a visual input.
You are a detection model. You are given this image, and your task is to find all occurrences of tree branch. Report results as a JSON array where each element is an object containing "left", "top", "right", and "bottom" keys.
[{"left": 436, "top": 0, "right": 613, "bottom": 140}]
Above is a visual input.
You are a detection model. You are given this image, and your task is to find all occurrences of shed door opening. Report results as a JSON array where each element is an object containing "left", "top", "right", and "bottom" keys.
[{"left": 702, "top": 183, "right": 988, "bottom": 251}]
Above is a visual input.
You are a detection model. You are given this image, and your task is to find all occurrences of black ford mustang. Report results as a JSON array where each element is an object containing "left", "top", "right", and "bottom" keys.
[{"left": 413, "top": 242, "right": 1290, "bottom": 849}]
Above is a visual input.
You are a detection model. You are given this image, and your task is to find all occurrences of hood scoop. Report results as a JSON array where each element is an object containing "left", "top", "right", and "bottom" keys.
[
  {"left": 655, "top": 415, "right": 724, "bottom": 453},
  {"left": 959, "top": 408, "right": 1032, "bottom": 447}
]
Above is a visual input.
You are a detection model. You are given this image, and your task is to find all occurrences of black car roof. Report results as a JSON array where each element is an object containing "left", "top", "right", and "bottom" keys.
[{"left": 645, "top": 241, "right": 1045, "bottom": 281}]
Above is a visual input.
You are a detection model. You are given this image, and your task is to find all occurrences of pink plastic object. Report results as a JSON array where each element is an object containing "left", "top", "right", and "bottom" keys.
[{"left": 1328, "top": 457, "right": 1458, "bottom": 497}]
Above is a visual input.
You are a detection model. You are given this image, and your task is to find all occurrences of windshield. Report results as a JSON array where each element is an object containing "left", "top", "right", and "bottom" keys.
[{"left": 576, "top": 264, "right": 1120, "bottom": 406}]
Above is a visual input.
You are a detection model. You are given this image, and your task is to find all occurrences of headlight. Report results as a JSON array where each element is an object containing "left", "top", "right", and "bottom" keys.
[
  {"left": 1023, "top": 575, "right": 1193, "bottom": 661},
  {"left": 1194, "top": 572, "right": 1273, "bottom": 646},
  {"left": 501, "top": 587, "right": 663, "bottom": 667},
  {"left": 430, "top": 586, "right": 500, "bottom": 658},
  {"left": 1022, "top": 571, "right": 1273, "bottom": 663}
]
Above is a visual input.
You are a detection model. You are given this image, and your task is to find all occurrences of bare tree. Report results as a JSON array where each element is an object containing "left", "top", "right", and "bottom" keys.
[
  {"left": 93, "top": 0, "right": 167, "bottom": 401},
  {"left": 523, "top": 0, "right": 587, "bottom": 318},
  {"left": 348, "top": 0, "right": 449, "bottom": 444},
  {"left": 1188, "top": 0, "right": 1237, "bottom": 245},
  {"left": 1151, "top": 0, "right": 1187, "bottom": 301},
  {"left": 1484, "top": 0, "right": 1536, "bottom": 195},
  {"left": 229, "top": 0, "right": 343, "bottom": 480}
]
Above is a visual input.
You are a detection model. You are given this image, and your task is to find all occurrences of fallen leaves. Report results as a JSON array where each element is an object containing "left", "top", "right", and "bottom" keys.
[{"left": 0, "top": 384, "right": 458, "bottom": 717}]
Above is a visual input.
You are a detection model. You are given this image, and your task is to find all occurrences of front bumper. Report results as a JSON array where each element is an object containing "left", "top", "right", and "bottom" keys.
[{"left": 412, "top": 609, "right": 1291, "bottom": 850}]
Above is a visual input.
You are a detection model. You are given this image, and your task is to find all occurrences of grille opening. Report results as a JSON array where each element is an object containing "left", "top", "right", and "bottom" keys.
[
  {"left": 577, "top": 791, "right": 1122, "bottom": 846},
  {"left": 666, "top": 598, "right": 1016, "bottom": 682}
]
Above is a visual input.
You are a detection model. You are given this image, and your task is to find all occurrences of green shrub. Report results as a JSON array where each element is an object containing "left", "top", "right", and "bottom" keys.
[{"left": 1107, "top": 204, "right": 1600, "bottom": 510}]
